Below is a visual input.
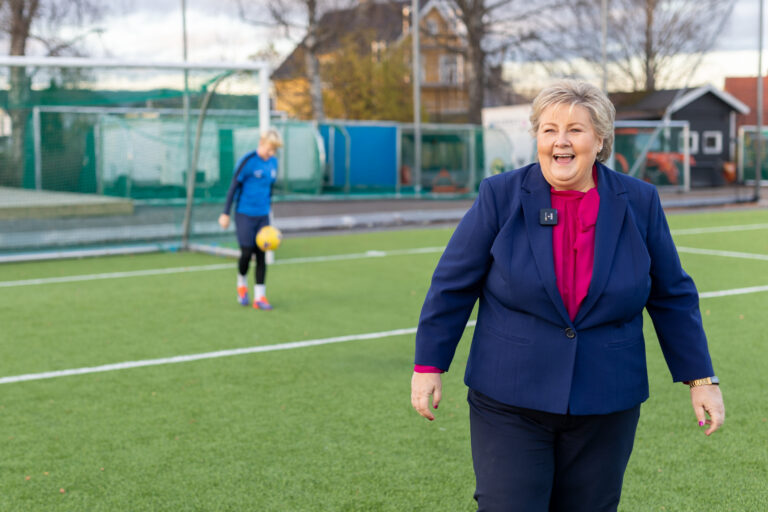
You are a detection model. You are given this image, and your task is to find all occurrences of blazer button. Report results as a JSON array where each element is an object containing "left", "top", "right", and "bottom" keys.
[{"left": 565, "top": 327, "right": 576, "bottom": 339}]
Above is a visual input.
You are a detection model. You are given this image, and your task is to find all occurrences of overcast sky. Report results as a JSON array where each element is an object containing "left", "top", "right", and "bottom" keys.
[
  {"left": 47, "top": 0, "right": 764, "bottom": 59},
  {"left": 5, "top": 0, "right": 768, "bottom": 86},
  {"left": 75, "top": 0, "right": 290, "bottom": 63}
]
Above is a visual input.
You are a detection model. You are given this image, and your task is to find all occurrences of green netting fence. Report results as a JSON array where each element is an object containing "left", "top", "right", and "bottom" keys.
[
  {"left": 737, "top": 126, "right": 768, "bottom": 183},
  {"left": 20, "top": 108, "right": 324, "bottom": 201},
  {"left": 0, "top": 64, "right": 321, "bottom": 200},
  {"left": 1, "top": 62, "right": 521, "bottom": 205}
]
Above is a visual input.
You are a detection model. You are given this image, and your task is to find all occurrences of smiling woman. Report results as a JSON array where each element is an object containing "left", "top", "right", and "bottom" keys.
[{"left": 411, "top": 79, "right": 724, "bottom": 512}]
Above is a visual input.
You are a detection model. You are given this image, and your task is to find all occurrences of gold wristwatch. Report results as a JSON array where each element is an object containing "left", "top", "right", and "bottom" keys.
[{"left": 687, "top": 376, "right": 720, "bottom": 387}]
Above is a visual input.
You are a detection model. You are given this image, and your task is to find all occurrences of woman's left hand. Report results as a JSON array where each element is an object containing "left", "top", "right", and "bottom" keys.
[{"left": 690, "top": 385, "right": 725, "bottom": 436}]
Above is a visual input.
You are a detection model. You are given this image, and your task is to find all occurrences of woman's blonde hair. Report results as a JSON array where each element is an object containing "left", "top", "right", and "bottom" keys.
[
  {"left": 529, "top": 80, "right": 615, "bottom": 162},
  {"left": 260, "top": 128, "right": 284, "bottom": 149}
]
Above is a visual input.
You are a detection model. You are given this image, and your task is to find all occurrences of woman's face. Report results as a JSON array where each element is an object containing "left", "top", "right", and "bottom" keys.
[
  {"left": 536, "top": 103, "right": 601, "bottom": 191},
  {"left": 257, "top": 141, "right": 278, "bottom": 160}
]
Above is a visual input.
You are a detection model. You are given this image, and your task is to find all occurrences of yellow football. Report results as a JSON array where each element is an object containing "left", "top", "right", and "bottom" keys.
[{"left": 256, "top": 225, "right": 283, "bottom": 251}]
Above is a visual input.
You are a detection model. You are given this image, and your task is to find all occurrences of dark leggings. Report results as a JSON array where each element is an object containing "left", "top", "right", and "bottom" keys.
[{"left": 238, "top": 247, "right": 266, "bottom": 285}]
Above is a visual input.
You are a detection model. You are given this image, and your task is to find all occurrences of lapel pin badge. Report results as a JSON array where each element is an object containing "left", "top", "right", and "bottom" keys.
[{"left": 539, "top": 208, "right": 558, "bottom": 226}]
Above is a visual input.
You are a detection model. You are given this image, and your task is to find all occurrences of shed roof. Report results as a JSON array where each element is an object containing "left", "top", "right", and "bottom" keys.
[{"left": 610, "top": 84, "right": 749, "bottom": 120}]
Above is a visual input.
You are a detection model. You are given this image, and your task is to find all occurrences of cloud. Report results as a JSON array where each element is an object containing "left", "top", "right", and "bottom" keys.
[
  {"left": 714, "top": 0, "right": 764, "bottom": 52},
  {"left": 84, "top": 2, "right": 288, "bottom": 62}
]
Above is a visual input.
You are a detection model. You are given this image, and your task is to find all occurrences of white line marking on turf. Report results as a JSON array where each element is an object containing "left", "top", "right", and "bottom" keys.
[
  {"left": 677, "top": 247, "right": 768, "bottom": 261},
  {"left": 0, "top": 247, "right": 445, "bottom": 288},
  {"left": 699, "top": 285, "right": 768, "bottom": 298},
  {"left": 671, "top": 223, "right": 768, "bottom": 235},
  {"left": 2, "top": 276, "right": 768, "bottom": 385},
  {"left": 0, "top": 321, "right": 477, "bottom": 385},
  {"left": 0, "top": 264, "right": 233, "bottom": 287}
]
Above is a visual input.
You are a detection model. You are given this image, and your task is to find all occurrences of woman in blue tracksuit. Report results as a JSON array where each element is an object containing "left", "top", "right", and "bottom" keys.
[{"left": 218, "top": 129, "right": 282, "bottom": 310}]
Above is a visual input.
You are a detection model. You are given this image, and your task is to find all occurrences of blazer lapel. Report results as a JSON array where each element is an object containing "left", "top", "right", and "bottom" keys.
[
  {"left": 521, "top": 165, "right": 572, "bottom": 326},
  {"left": 574, "top": 163, "right": 627, "bottom": 324}
]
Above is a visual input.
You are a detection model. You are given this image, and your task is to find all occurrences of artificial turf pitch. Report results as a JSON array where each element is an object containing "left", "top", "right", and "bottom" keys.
[{"left": 0, "top": 208, "right": 766, "bottom": 511}]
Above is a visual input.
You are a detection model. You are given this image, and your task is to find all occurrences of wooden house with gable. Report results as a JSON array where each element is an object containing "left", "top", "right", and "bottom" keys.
[{"left": 272, "top": 0, "right": 469, "bottom": 122}]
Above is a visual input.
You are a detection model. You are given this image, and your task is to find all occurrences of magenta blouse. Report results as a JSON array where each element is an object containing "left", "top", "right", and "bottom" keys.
[{"left": 550, "top": 182, "right": 600, "bottom": 320}]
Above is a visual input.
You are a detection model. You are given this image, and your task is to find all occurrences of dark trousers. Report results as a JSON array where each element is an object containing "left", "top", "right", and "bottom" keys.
[
  {"left": 235, "top": 213, "right": 269, "bottom": 284},
  {"left": 468, "top": 389, "right": 640, "bottom": 512}
]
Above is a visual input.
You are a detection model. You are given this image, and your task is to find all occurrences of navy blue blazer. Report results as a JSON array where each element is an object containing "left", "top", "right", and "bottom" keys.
[{"left": 415, "top": 162, "right": 714, "bottom": 415}]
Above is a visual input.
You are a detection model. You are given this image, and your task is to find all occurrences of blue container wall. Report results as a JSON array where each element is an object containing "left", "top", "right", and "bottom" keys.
[
  {"left": 319, "top": 124, "right": 351, "bottom": 187},
  {"left": 320, "top": 124, "right": 398, "bottom": 188}
]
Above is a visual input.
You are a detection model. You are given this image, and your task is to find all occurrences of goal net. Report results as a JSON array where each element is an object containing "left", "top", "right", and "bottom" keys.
[
  {"left": 613, "top": 120, "right": 691, "bottom": 191},
  {"left": 737, "top": 126, "right": 768, "bottom": 184}
]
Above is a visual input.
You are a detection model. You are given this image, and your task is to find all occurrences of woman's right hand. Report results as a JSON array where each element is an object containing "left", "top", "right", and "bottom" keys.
[
  {"left": 411, "top": 372, "right": 443, "bottom": 421},
  {"left": 218, "top": 213, "right": 230, "bottom": 229}
]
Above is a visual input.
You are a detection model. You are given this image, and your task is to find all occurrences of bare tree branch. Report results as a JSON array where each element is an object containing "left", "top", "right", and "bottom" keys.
[
  {"left": 0, "top": 0, "right": 104, "bottom": 187},
  {"left": 547, "top": 0, "right": 736, "bottom": 91},
  {"left": 444, "top": 0, "right": 561, "bottom": 122}
]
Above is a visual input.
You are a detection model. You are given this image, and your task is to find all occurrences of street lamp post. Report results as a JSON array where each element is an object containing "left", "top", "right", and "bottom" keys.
[
  {"left": 757, "top": 0, "right": 764, "bottom": 202},
  {"left": 412, "top": 0, "right": 422, "bottom": 197}
]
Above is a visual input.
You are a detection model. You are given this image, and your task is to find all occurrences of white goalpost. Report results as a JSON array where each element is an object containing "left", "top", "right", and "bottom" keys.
[
  {"left": 1, "top": 55, "right": 278, "bottom": 257},
  {"left": 613, "top": 119, "right": 691, "bottom": 192}
]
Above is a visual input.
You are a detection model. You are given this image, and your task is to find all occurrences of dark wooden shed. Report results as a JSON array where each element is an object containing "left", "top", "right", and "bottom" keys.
[{"left": 611, "top": 85, "right": 749, "bottom": 187}]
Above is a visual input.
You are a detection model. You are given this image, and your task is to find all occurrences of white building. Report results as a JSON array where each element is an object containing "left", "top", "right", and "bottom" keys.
[{"left": 482, "top": 104, "right": 536, "bottom": 169}]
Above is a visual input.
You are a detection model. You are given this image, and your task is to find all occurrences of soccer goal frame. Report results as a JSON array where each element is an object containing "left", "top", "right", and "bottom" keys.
[
  {"left": 0, "top": 55, "right": 272, "bottom": 187},
  {"left": 612, "top": 119, "right": 691, "bottom": 192},
  {"left": 1, "top": 55, "right": 276, "bottom": 255}
]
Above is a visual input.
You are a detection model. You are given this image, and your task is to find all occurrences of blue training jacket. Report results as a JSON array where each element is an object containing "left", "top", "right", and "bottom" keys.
[{"left": 222, "top": 151, "right": 278, "bottom": 217}]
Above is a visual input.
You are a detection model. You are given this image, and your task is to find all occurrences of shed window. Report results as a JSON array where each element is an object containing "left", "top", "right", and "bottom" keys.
[{"left": 702, "top": 131, "right": 723, "bottom": 155}]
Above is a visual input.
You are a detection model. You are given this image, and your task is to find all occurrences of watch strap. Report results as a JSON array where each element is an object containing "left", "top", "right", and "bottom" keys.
[{"left": 688, "top": 376, "right": 719, "bottom": 387}]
